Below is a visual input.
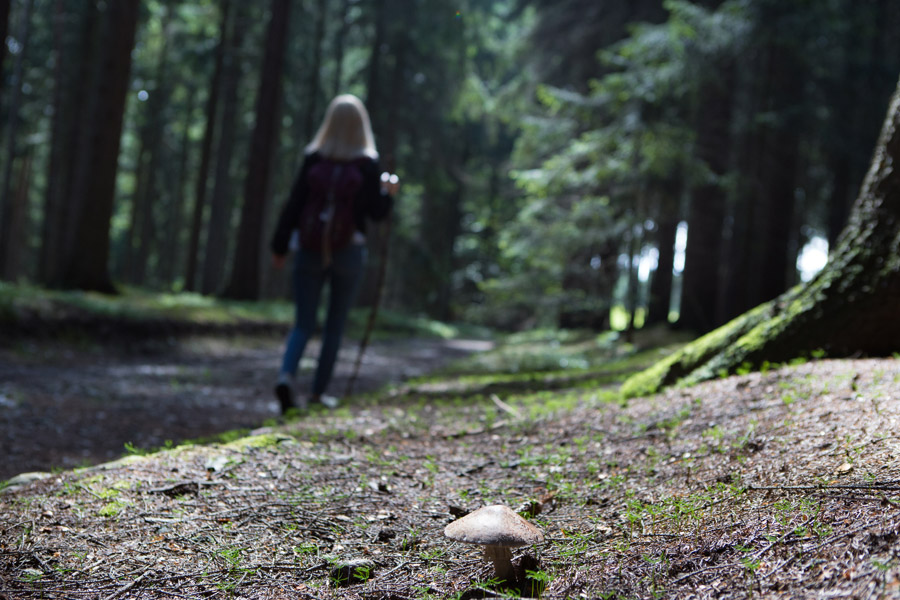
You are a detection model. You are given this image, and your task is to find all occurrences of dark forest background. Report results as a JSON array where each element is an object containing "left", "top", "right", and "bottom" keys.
[{"left": 0, "top": 0, "right": 898, "bottom": 337}]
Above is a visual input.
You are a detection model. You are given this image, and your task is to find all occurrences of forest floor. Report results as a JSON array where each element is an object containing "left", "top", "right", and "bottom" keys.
[
  {"left": 2, "top": 331, "right": 900, "bottom": 599},
  {"left": 0, "top": 333, "right": 489, "bottom": 480}
]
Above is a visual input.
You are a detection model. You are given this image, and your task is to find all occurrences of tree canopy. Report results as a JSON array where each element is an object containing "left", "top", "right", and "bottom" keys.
[{"left": 0, "top": 0, "right": 898, "bottom": 346}]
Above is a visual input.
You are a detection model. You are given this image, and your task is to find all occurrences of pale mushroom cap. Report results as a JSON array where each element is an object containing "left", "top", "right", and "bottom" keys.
[{"left": 444, "top": 504, "right": 544, "bottom": 547}]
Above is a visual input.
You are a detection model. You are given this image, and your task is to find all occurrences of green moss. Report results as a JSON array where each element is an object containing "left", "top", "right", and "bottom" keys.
[
  {"left": 620, "top": 302, "right": 775, "bottom": 398},
  {"left": 223, "top": 433, "right": 295, "bottom": 451}
]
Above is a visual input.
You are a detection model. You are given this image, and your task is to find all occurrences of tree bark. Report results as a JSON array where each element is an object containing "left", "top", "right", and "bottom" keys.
[
  {"left": 0, "top": 0, "right": 11, "bottom": 111},
  {"left": 0, "top": 0, "right": 34, "bottom": 280},
  {"left": 159, "top": 86, "right": 196, "bottom": 288},
  {"left": 2, "top": 151, "right": 31, "bottom": 280},
  {"left": 184, "top": 0, "right": 229, "bottom": 292},
  {"left": 331, "top": 0, "right": 351, "bottom": 97},
  {"left": 40, "top": 0, "right": 96, "bottom": 287},
  {"left": 39, "top": 0, "right": 69, "bottom": 283},
  {"left": 623, "top": 223, "right": 642, "bottom": 342},
  {"left": 222, "top": 0, "right": 291, "bottom": 300},
  {"left": 303, "top": 0, "right": 327, "bottom": 140},
  {"left": 646, "top": 186, "right": 679, "bottom": 326},
  {"left": 123, "top": 9, "right": 172, "bottom": 286},
  {"left": 61, "top": 0, "right": 140, "bottom": 292},
  {"left": 357, "top": 0, "right": 404, "bottom": 308},
  {"left": 678, "top": 67, "right": 734, "bottom": 333},
  {"left": 623, "top": 75, "right": 900, "bottom": 398},
  {"left": 826, "top": 0, "right": 896, "bottom": 248},
  {"left": 752, "top": 47, "right": 802, "bottom": 306},
  {"left": 363, "top": 0, "right": 388, "bottom": 128},
  {"left": 200, "top": 2, "right": 245, "bottom": 296}
]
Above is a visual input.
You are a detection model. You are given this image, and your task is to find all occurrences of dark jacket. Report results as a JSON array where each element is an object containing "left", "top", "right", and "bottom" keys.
[{"left": 270, "top": 152, "right": 392, "bottom": 256}]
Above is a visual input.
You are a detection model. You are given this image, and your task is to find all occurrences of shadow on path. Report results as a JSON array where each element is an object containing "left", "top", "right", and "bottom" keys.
[{"left": 0, "top": 336, "right": 489, "bottom": 480}]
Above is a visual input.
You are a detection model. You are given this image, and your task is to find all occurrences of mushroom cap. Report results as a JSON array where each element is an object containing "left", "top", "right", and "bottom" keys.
[{"left": 444, "top": 504, "right": 544, "bottom": 547}]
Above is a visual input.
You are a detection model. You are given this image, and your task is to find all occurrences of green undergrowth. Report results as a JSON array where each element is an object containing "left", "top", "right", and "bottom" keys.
[
  {"left": 405, "top": 325, "right": 690, "bottom": 400},
  {"left": 448, "top": 328, "right": 626, "bottom": 374},
  {"left": 0, "top": 281, "right": 479, "bottom": 342},
  {"left": 0, "top": 281, "right": 292, "bottom": 325}
]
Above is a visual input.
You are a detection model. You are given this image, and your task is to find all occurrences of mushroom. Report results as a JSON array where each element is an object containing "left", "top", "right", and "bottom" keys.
[{"left": 444, "top": 504, "right": 544, "bottom": 583}]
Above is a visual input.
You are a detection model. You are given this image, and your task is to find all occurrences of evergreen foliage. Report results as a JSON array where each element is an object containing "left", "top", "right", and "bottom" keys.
[{"left": 0, "top": 0, "right": 896, "bottom": 339}]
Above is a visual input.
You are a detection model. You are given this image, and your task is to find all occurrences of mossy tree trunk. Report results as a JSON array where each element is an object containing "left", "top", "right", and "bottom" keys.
[{"left": 623, "top": 75, "right": 900, "bottom": 398}]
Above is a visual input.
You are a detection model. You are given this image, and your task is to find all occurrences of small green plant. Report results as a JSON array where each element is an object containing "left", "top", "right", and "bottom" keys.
[
  {"left": 703, "top": 424, "right": 724, "bottom": 443},
  {"left": 872, "top": 558, "right": 895, "bottom": 572},
  {"left": 292, "top": 543, "right": 319, "bottom": 557},
  {"left": 124, "top": 441, "right": 151, "bottom": 456},
  {"left": 98, "top": 500, "right": 129, "bottom": 518},
  {"left": 813, "top": 522, "right": 833, "bottom": 538},
  {"left": 736, "top": 361, "right": 753, "bottom": 376},
  {"left": 740, "top": 556, "right": 761, "bottom": 575},
  {"left": 525, "top": 568, "right": 553, "bottom": 597},
  {"left": 352, "top": 564, "right": 372, "bottom": 582},
  {"left": 20, "top": 568, "right": 44, "bottom": 583},
  {"left": 526, "top": 568, "right": 553, "bottom": 585}
]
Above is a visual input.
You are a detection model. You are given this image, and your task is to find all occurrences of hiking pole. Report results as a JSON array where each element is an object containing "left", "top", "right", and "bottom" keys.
[{"left": 345, "top": 177, "right": 395, "bottom": 397}]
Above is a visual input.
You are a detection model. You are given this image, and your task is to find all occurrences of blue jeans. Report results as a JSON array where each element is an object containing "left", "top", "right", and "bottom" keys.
[{"left": 279, "top": 244, "right": 366, "bottom": 395}]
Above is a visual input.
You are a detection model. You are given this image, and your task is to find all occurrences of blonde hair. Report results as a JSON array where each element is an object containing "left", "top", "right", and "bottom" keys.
[{"left": 306, "top": 94, "right": 379, "bottom": 161}]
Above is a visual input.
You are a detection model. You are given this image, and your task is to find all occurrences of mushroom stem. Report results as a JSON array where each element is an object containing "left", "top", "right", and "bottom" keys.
[{"left": 484, "top": 544, "right": 514, "bottom": 582}]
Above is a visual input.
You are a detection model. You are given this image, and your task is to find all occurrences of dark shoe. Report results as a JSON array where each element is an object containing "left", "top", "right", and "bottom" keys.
[{"left": 275, "top": 374, "right": 295, "bottom": 414}]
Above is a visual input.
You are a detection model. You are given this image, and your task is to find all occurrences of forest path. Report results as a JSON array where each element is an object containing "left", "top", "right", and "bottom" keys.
[{"left": 0, "top": 335, "right": 490, "bottom": 480}]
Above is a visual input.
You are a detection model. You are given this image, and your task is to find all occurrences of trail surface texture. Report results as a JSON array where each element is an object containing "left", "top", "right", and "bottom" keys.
[
  {"left": 0, "top": 336, "right": 486, "bottom": 480},
  {"left": 2, "top": 357, "right": 899, "bottom": 598}
]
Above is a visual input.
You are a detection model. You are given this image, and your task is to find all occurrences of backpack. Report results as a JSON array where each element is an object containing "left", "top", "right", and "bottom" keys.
[{"left": 298, "top": 158, "right": 364, "bottom": 265}]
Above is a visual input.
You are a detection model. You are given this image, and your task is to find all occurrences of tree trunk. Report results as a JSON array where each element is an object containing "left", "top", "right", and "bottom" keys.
[
  {"left": 39, "top": 0, "right": 70, "bottom": 283},
  {"left": 40, "top": 1, "right": 96, "bottom": 287},
  {"left": 827, "top": 0, "right": 896, "bottom": 248},
  {"left": 622, "top": 75, "right": 900, "bottom": 398},
  {"left": 2, "top": 152, "right": 31, "bottom": 280},
  {"left": 720, "top": 46, "right": 768, "bottom": 322},
  {"left": 0, "top": 0, "right": 34, "bottom": 280},
  {"left": 420, "top": 165, "right": 464, "bottom": 322},
  {"left": 363, "top": 0, "right": 388, "bottom": 127},
  {"left": 646, "top": 186, "right": 679, "bottom": 326},
  {"left": 184, "top": 0, "right": 229, "bottom": 292},
  {"left": 200, "top": 2, "right": 245, "bottom": 296},
  {"left": 331, "top": 0, "right": 351, "bottom": 97},
  {"left": 358, "top": 0, "right": 404, "bottom": 308},
  {"left": 678, "top": 68, "right": 734, "bottom": 333},
  {"left": 159, "top": 87, "right": 196, "bottom": 288},
  {"left": 122, "top": 140, "right": 148, "bottom": 281},
  {"left": 61, "top": 0, "right": 140, "bottom": 292},
  {"left": 623, "top": 223, "right": 642, "bottom": 342},
  {"left": 222, "top": 0, "right": 291, "bottom": 300},
  {"left": 303, "top": 0, "right": 327, "bottom": 140},
  {"left": 0, "top": 0, "right": 11, "bottom": 111},
  {"left": 752, "top": 57, "right": 801, "bottom": 305},
  {"left": 124, "top": 10, "right": 172, "bottom": 286}
]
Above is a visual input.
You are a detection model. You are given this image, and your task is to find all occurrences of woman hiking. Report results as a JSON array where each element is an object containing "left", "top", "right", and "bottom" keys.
[{"left": 270, "top": 94, "right": 398, "bottom": 414}]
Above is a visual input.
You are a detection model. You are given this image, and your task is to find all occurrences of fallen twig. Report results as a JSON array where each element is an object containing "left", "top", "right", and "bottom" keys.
[
  {"left": 491, "top": 394, "right": 523, "bottom": 419},
  {"left": 102, "top": 568, "right": 152, "bottom": 600},
  {"left": 747, "top": 484, "right": 900, "bottom": 493}
]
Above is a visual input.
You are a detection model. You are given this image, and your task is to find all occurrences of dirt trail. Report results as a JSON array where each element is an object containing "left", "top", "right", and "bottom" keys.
[{"left": 0, "top": 336, "right": 489, "bottom": 480}]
